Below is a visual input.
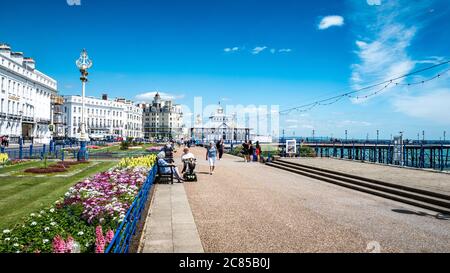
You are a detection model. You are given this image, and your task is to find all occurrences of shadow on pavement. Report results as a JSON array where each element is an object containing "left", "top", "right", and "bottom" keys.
[{"left": 392, "top": 209, "right": 449, "bottom": 221}]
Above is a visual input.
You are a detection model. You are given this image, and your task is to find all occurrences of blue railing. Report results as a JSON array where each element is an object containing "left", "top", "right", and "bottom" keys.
[{"left": 105, "top": 165, "right": 157, "bottom": 253}]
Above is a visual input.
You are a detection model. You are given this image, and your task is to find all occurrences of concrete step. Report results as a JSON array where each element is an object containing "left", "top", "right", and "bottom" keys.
[
  {"left": 266, "top": 162, "right": 450, "bottom": 215},
  {"left": 274, "top": 160, "right": 450, "bottom": 208},
  {"left": 277, "top": 159, "right": 450, "bottom": 201}
]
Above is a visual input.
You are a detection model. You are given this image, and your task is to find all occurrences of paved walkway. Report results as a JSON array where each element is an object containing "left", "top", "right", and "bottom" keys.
[
  {"left": 140, "top": 183, "right": 204, "bottom": 253},
  {"left": 283, "top": 157, "right": 450, "bottom": 196},
  {"left": 183, "top": 147, "right": 450, "bottom": 253}
]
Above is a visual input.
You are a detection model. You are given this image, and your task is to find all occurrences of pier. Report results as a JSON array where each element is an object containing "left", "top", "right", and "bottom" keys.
[{"left": 271, "top": 141, "right": 450, "bottom": 171}]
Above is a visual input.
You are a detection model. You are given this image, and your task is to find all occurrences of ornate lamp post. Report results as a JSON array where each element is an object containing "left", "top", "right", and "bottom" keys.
[{"left": 75, "top": 49, "right": 93, "bottom": 161}]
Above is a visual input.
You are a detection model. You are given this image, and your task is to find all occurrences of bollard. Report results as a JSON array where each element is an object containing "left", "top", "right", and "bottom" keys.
[{"left": 30, "top": 144, "right": 33, "bottom": 158}]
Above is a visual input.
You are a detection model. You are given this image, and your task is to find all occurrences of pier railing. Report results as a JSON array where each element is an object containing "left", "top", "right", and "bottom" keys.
[{"left": 263, "top": 142, "right": 450, "bottom": 171}]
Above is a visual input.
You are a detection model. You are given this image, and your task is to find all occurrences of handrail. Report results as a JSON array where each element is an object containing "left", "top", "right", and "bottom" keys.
[{"left": 105, "top": 165, "right": 157, "bottom": 253}]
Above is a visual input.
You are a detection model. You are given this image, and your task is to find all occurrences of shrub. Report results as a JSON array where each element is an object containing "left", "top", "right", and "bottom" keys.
[
  {"left": 120, "top": 141, "right": 129, "bottom": 150},
  {"left": 299, "top": 146, "right": 316, "bottom": 157}
]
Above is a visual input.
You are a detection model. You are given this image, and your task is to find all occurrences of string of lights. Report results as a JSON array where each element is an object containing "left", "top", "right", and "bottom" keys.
[{"left": 279, "top": 60, "right": 450, "bottom": 115}]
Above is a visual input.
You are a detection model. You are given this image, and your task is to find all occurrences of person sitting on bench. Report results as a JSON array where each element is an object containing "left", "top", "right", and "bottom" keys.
[
  {"left": 157, "top": 152, "right": 184, "bottom": 183},
  {"left": 163, "top": 143, "right": 174, "bottom": 163}
]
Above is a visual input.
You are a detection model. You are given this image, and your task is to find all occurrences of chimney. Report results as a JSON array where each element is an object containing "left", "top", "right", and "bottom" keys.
[
  {"left": 0, "top": 43, "right": 11, "bottom": 58},
  {"left": 11, "top": 52, "right": 24, "bottom": 64},
  {"left": 23, "top": 57, "right": 36, "bottom": 70},
  {"left": 102, "top": 94, "right": 108, "bottom": 100}
]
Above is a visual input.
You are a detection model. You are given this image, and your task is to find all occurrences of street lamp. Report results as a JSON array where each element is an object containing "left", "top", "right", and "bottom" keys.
[{"left": 75, "top": 49, "right": 93, "bottom": 161}]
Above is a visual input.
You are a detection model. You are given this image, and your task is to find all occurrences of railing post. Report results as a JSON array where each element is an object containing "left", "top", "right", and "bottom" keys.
[
  {"left": 19, "top": 142, "right": 23, "bottom": 160},
  {"left": 29, "top": 144, "right": 33, "bottom": 158}
]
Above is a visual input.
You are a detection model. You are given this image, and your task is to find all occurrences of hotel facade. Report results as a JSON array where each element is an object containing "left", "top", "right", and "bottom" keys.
[
  {"left": 138, "top": 93, "right": 184, "bottom": 140},
  {"left": 0, "top": 43, "right": 62, "bottom": 144},
  {"left": 63, "top": 94, "right": 143, "bottom": 139}
]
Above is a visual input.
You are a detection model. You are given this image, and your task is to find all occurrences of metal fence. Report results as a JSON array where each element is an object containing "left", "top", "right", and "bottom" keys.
[
  {"left": 105, "top": 165, "right": 157, "bottom": 253},
  {"left": 0, "top": 141, "right": 114, "bottom": 161}
]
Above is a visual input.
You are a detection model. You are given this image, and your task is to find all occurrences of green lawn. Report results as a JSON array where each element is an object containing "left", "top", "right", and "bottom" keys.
[{"left": 0, "top": 161, "right": 117, "bottom": 230}]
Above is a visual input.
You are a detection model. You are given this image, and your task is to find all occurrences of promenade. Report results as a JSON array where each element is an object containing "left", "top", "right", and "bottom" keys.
[{"left": 141, "top": 147, "right": 450, "bottom": 253}]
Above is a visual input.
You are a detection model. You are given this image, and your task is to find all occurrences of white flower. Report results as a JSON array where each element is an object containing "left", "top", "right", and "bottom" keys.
[
  {"left": 30, "top": 213, "right": 36, "bottom": 217},
  {"left": 31, "top": 222, "right": 37, "bottom": 226},
  {"left": 77, "top": 231, "right": 84, "bottom": 236},
  {"left": 44, "top": 227, "right": 50, "bottom": 232},
  {"left": 4, "top": 238, "right": 11, "bottom": 241},
  {"left": 13, "top": 243, "right": 19, "bottom": 247},
  {"left": 50, "top": 222, "right": 56, "bottom": 226},
  {"left": 49, "top": 208, "right": 55, "bottom": 213},
  {"left": 43, "top": 239, "right": 49, "bottom": 244},
  {"left": 40, "top": 210, "right": 45, "bottom": 214},
  {"left": 2, "top": 229, "right": 10, "bottom": 234}
]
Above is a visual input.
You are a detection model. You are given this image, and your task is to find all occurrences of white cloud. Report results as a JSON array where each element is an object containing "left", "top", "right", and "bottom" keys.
[
  {"left": 224, "top": 47, "right": 240, "bottom": 53},
  {"left": 318, "top": 15, "right": 344, "bottom": 30},
  {"left": 278, "top": 48, "right": 292, "bottom": 53},
  {"left": 252, "top": 46, "right": 268, "bottom": 55},
  {"left": 270, "top": 49, "right": 276, "bottom": 54},
  {"left": 135, "top": 91, "right": 185, "bottom": 102},
  {"left": 367, "top": 0, "right": 382, "bottom": 6},
  {"left": 337, "top": 120, "right": 372, "bottom": 127},
  {"left": 349, "top": 1, "right": 448, "bottom": 101},
  {"left": 392, "top": 89, "right": 450, "bottom": 124}
]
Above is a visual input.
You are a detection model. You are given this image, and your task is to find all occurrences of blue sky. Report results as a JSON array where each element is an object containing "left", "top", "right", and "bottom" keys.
[{"left": 1, "top": 0, "right": 449, "bottom": 139}]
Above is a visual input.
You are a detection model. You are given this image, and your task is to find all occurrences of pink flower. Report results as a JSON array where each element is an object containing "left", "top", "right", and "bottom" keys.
[
  {"left": 105, "top": 229, "right": 115, "bottom": 244},
  {"left": 95, "top": 226, "right": 105, "bottom": 253},
  {"left": 66, "top": 236, "right": 75, "bottom": 253},
  {"left": 52, "top": 235, "right": 66, "bottom": 253}
]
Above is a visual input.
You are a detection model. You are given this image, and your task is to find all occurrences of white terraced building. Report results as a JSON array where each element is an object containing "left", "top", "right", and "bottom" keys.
[
  {"left": 0, "top": 43, "right": 58, "bottom": 144},
  {"left": 63, "top": 94, "right": 143, "bottom": 139}
]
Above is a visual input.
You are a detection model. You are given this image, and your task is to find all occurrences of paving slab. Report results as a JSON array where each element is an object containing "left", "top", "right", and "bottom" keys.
[{"left": 141, "top": 183, "right": 204, "bottom": 253}]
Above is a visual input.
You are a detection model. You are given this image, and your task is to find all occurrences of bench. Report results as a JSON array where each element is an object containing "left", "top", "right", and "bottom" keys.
[{"left": 155, "top": 162, "right": 175, "bottom": 184}]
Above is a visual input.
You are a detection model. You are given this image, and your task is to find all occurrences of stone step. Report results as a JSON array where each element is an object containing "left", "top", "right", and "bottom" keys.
[{"left": 266, "top": 162, "right": 450, "bottom": 215}]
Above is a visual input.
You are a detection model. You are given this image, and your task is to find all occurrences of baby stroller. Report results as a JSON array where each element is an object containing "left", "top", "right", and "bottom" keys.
[{"left": 182, "top": 157, "right": 197, "bottom": 182}]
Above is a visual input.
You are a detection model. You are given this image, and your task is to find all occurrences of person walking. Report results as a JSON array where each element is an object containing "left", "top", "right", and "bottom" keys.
[
  {"left": 255, "top": 141, "right": 262, "bottom": 162},
  {"left": 216, "top": 139, "right": 224, "bottom": 160},
  {"left": 206, "top": 141, "right": 219, "bottom": 175},
  {"left": 242, "top": 140, "right": 249, "bottom": 162},
  {"left": 248, "top": 141, "right": 254, "bottom": 162}
]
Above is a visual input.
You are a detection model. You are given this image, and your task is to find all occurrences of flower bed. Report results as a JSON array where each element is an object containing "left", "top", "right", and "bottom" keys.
[
  {"left": 0, "top": 155, "right": 157, "bottom": 253},
  {"left": 146, "top": 146, "right": 164, "bottom": 153},
  {"left": 0, "top": 153, "right": 8, "bottom": 165},
  {"left": 88, "top": 145, "right": 101, "bottom": 150},
  {"left": 24, "top": 161, "right": 90, "bottom": 174},
  {"left": 118, "top": 154, "right": 157, "bottom": 169}
]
